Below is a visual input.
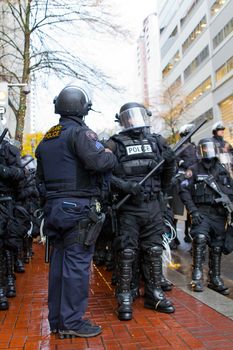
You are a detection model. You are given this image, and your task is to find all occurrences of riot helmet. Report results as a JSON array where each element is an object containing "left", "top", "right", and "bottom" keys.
[
  {"left": 197, "top": 138, "right": 219, "bottom": 160},
  {"left": 179, "top": 124, "right": 194, "bottom": 138},
  {"left": 54, "top": 83, "right": 92, "bottom": 117},
  {"left": 212, "top": 122, "right": 225, "bottom": 135},
  {"left": 21, "top": 154, "right": 36, "bottom": 172},
  {"left": 116, "top": 102, "right": 151, "bottom": 132}
]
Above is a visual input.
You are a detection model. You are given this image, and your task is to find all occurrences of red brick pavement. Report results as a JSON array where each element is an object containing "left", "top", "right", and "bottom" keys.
[{"left": 0, "top": 244, "right": 233, "bottom": 350}]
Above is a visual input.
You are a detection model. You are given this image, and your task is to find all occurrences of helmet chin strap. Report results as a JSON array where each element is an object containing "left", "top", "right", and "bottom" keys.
[{"left": 90, "top": 107, "right": 101, "bottom": 113}]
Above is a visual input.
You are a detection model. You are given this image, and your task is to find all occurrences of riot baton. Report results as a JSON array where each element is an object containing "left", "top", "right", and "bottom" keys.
[
  {"left": 45, "top": 235, "right": 50, "bottom": 263},
  {"left": 0, "top": 128, "right": 8, "bottom": 145},
  {"left": 114, "top": 118, "right": 208, "bottom": 210},
  {"left": 20, "top": 157, "right": 34, "bottom": 169}
]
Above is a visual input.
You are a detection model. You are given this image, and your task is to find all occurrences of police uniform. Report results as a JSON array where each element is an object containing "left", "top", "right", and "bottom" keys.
[
  {"left": 179, "top": 139, "right": 233, "bottom": 294},
  {"left": 35, "top": 85, "right": 116, "bottom": 338},
  {"left": 0, "top": 139, "right": 25, "bottom": 309},
  {"left": 106, "top": 102, "right": 175, "bottom": 321}
]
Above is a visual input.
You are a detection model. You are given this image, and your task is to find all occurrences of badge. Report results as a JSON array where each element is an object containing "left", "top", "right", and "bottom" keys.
[{"left": 185, "top": 169, "right": 193, "bottom": 178}]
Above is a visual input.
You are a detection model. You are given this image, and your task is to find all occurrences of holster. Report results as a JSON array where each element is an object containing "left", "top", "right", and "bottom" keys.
[
  {"left": 76, "top": 210, "right": 105, "bottom": 249},
  {"left": 84, "top": 210, "right": 105, "bottom": 248}
]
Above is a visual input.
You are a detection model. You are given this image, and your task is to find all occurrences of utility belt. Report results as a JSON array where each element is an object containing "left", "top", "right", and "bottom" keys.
[
  {"left": 197, "top": 204, "right": 227, "bottom": 217},
  {"left": 142, "top": 192, "right": 159, "bottom": 202}
]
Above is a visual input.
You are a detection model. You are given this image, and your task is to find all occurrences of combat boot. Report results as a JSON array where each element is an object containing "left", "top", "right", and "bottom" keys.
[
  {"left": 14, "top": 247, "right": 25, "bottom": 272},
  {"left": 115, "top": 249, "right": 135, "bottom": 321},
  {"left": 143, "top": 246, "right": 175, "bottom": 314},
  {"left": 0, "top": 249, "right": 8, "bottom": 310},
  {"left": 191, "top": 234, "right": 206, "bottom": 292},
  {"left": 208, "top": 246, "right": 230, "bottom": 295},
  {"left": 5, "top": 250, "right": 16, "bottom": 298}
]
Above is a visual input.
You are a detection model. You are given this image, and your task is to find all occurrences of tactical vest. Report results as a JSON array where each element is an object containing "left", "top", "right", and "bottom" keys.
[
  {"left": 111, "top": 133, "right": 163, "bottom": 190},
  {"left": 191, "top": 162, "right": 233, "bottom": 204},
  {"left": 37, "top": 122, "right": 100, "bottom": 197}
]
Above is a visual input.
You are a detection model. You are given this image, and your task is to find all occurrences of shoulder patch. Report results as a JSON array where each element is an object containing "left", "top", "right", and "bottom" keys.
[
  {"left": 185, "top": 169, "right": 193, "bottom": 178},
  {"left": 95, "top": 141, "right": 104, "bottom": 150},
  {"left": 86, "top": 130, "right": 97, "bottom": 141},
  {"left": 44, "top": 124, "right": 62, "bottom": 140}
]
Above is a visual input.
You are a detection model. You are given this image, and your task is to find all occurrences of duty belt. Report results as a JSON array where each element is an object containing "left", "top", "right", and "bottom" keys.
[
  {"left": 142, "top": 192, "right": 159, "bottom": 202},
  {"left": 198, "top": 204, "right": 226, "bottom": 217}
]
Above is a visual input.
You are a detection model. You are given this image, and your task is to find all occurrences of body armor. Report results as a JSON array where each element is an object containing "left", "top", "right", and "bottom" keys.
[
  {"left": 37, "top": 122, "right": 101, "bottom": 198},
  {"left": 111, "top": 133, "right": 163, "bottom": 192}
]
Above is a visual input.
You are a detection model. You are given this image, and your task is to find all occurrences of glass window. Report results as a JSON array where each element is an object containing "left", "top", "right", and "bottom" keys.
[{"left": 213, "top": 16, "right": 233, "bottom": 49}]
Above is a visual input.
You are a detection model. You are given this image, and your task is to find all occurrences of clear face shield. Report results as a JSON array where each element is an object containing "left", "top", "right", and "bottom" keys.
[
  {"left": 198, "top": 141, "right": 218, "bottom": 160},
  {"left": 119, "top": 107, "right": 148, "bottom": 131},
  {"left": 218, "top": 148, "right": 233, "bottom": 178}
]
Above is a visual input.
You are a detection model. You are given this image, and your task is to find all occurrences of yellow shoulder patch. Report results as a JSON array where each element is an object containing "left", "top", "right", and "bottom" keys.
[{"left": 44, "top": 124, "right": 62, "bottom": 140}]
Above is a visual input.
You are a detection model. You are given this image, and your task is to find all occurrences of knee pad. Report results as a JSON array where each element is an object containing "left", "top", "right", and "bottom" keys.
[
  {"left": 194, "top": 234, "right": 206, "bottom": 245},
  {"left": 147, "top": 245, "right": 163, "bottom": 258},
  {"left": 119, "top": 249, "right": 135, "bottom": 262},
  {"left": 211, "top": 246, "right": 222, "bottom": 254}
]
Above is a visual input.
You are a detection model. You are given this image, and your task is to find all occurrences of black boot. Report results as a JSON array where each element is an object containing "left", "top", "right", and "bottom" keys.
[
  {"left": 208, "top": 246, "right": 230, "bottom": 295},
  {"left": 143, "top": 246, "right": 175, "bottom": 313},
  {"left": 161, "top": 265, "right": 173, "bottom": 292},
  {"left": 115, "top": 249, "right": 135, "bottom": 321},
  {"left": 130, "top": 251, "right": 141, "bottom": 300},
  {"left": 191, "top": 234, "right": 206, "bottom": 292},
  {"left": 0, "top": 249, "right": 9, "bottom": 310},
  {"left": 5, "top": 250, "right": 16, "bottom": 298},
  {"left": 14, "top": 246, "right": 25, "bottom": 273}
]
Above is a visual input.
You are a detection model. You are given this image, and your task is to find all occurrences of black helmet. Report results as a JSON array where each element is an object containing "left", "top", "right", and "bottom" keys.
[
  {"left": 212, "top": 122, "right": 225, "bottom": 134},
  {"left": 179, "top": 124, "right": 194, "bottom": 137},
  {"left": 197, "top": 138, "right": 219, "bottom": 160},
  {"left": 116, "top": 102, "right": 151, "bottom": 131},
  {"left": 54, "top": 83, "right": 92, "bottom": 117}
]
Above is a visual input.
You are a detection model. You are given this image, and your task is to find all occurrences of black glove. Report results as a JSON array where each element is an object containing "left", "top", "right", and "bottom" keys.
[
  {"left": 0, "top": 164, "right": 24, "bottom": 181},
  {"left": 191, "top": 211, "right": 204, "bottom": 225},
  {"left": 163, "top": 149, "right": 176, "bottom": 163},
  {"left": 121, "top": 180, "right": 143, "bottom": 196},
  {"left": 111, "top": 175, "right": 143, "bottom": 196}
]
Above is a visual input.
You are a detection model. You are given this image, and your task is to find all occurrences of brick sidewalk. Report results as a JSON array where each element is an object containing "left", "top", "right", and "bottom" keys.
[{"left": 0, "top": 244, "right": 233, "bottom": 350}]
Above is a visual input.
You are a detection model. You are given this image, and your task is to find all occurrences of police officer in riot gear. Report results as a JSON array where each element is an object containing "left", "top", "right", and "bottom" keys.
[
  {"left": 177, "top": 124, "right": 198, "bottom": 170},
  {"left": 105, "top": 102, "right": 175, "bottom": 321},
  {"left": 179, "top": 138, "right": 233, "bottom": 294},
  {"left": 212, "top": 122, "right": 227, "bottom": 150},
  {"left": 0, "top": 135, "right": 25, "bottom": 309},
  {"left": 35, "top": 83, "right": 116, "bottom": 338},
  {"left": 174, "top": 124, "right": 198, "bottom": 243}
]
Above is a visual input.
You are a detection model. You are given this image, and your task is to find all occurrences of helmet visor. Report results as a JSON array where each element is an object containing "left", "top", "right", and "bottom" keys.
[
  {"left": 198, "top": 141, "right": 218, "bottom": 159},
  {"left": 119, "top": 107, "right": 148, "bottom": 130}
]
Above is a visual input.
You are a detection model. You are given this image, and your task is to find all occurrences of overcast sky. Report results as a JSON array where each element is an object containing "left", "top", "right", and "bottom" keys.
[{"left": 35, "top": 0, "right": 157, "bottom": 134}]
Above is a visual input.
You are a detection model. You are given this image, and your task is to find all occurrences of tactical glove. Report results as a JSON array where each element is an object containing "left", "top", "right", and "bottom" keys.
[
  {"left": 0, "top": 164, "right": 24, "bottom": 181},
  {"left": 163, "top": 149, "right": 176, "bottom": 163},
  {"left": 111, "top": 176, "right": 143, "bottom": 196},
  {"left": 191, "top": 211, "right": 204, "bottom": 225}
]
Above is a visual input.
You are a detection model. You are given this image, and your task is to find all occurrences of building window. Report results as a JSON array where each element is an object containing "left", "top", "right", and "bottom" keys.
[
  {"left": 180, "top": 0, "right": 201, "bottom": 27},
  {"left": 215, "top": 55, "right": 233, "bottom": 81},
  {"left": 186, "top": 77, "right": 212, "bottom": 105},
  {"left": 182, "top": 16, "right": 207, "bottom": 54},
  {"left": 162, "top": 51, "right": 180, "bottom": 78},
  {"left": 213, "top": 17, "right": 233, "bottom": 49},
  {"left": 211, "top": 0, "right": 228, "bottom": 17},
  {"left": 184, "top": 46, "right": 209, "bottom": 80},
  {"left": 165, "top": 76, "right": 182, "bottom": 95},
  {"left": 219, "top": 96, "right": 233, "bottom": 143}
]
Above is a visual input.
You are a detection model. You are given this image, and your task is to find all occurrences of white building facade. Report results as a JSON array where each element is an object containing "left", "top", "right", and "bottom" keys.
[
  {"left": 136, "top": 12, "right": 164, "bottom": 133},
  {"left": 157, "top": 0, "right": 233, "bottom": 143}
]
